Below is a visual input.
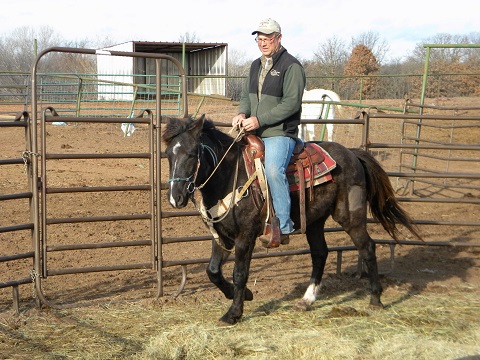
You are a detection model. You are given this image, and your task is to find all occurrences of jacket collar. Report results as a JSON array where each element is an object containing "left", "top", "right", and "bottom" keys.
[{"left": 260, "top": 46, "right": 286, "bottom": 66}]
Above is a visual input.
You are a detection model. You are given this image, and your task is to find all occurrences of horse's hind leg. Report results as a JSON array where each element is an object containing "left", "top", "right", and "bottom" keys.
[
  {"left": 295, "top": 220, "right": 329, "bottom": 311},
  {"left": 333, "top": 183, "right": 383, "bottom": 308},
  {"left": 345, "top": 226, "right": 383, "bottom": 308}
]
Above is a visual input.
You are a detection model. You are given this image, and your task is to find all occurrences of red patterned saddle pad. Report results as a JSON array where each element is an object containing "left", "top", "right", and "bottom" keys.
[{"left": 286, "top": 143, "right": 336, "bottom": 191}]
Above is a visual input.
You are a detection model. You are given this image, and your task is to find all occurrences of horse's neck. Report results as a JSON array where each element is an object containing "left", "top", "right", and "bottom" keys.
[{"left": 198, "top": 139, "right": 241, "bottom": 207}]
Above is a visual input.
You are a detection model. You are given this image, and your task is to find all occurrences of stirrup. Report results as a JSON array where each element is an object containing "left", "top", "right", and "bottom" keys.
[{"left": 259, "top": 216, "right": 281, "bottom": 248}]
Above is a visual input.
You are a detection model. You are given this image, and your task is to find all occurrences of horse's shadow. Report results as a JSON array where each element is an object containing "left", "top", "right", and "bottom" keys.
[
  {"left": 247, "top": 230, "right": 478, "bottom": 319},
  {"left": 12, "top": 225, "right": 476, "bottom": 314}
]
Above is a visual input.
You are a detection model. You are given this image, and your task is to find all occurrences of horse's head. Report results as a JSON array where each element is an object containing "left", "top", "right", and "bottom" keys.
[{"left": 162, "top": 114, "right": 205, "bottom": 208}]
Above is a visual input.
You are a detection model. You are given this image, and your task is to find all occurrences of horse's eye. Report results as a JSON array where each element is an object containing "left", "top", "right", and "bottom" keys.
[{"left": 185, "top": 146, "right": 198, "bottom": 157}]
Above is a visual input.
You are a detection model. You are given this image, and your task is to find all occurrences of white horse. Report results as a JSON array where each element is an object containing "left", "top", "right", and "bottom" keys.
[{"left": 300, "top": 88, "right": 341, "bottom": 142}]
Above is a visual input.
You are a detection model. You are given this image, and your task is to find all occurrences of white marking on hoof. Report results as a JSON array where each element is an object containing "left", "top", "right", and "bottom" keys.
[
  {"left": 294, "top": 298, "right": 311, "bottom": 311},
  {"left": 301, "top": 283, "right": 320, "bottom": 306}
]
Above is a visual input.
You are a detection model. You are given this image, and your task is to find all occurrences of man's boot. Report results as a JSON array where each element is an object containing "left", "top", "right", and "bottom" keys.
[{"left": 259, "top": 216, "right": 281, "bottom": 248}]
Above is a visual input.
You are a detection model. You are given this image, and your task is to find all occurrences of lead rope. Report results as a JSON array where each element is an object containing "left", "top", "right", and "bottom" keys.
[
  {"left": 193, "top": 154, "right": 240, "bottom": 224},
  {"left": 190, "top": 126, "right": 245, "bottom": 218}
]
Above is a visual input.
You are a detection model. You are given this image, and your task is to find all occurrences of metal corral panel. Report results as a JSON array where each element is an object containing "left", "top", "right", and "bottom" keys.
[{"left": 97, "top": 42, "right": 135, "bottom": 101}]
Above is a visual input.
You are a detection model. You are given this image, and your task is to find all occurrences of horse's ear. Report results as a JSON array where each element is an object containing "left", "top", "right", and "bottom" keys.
[{"left": 190, "top": 114, "right": 205, "bottom": 138}]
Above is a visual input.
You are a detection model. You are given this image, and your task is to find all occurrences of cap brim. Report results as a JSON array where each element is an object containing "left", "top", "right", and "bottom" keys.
[{"left": 251, "top": 30, "right": 276, "bottom": 35}]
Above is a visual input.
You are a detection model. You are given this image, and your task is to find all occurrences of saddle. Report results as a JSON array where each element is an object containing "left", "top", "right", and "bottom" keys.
[{"left": 242, "top": 134, "right": 336, "bottom": 243}]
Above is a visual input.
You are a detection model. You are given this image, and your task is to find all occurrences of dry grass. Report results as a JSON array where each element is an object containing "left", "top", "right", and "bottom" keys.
[{"left": 1, "top": 283, "right": 479, "bottom": 359}]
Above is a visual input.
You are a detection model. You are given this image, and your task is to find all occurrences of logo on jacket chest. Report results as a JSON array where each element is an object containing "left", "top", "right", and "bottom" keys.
[{"left": 270, "top": 69, "right": 281, "bottom": 77}]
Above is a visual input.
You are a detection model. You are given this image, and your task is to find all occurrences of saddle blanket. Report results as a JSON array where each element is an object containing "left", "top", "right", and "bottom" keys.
[{"left": 287, "top": 143, "right": 336, "bottom": 192}]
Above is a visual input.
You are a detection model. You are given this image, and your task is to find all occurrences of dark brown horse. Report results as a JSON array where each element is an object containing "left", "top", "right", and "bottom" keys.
[{"left": 162, "top": 114, "right": 421, "bottom": 325}]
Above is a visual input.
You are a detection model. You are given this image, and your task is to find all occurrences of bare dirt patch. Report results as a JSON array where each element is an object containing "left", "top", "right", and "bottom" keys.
[{"left": 1, "top": 98, "right": 479, "bottom": 358}]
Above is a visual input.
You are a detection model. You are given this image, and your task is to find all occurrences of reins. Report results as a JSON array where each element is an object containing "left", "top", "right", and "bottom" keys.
[
  {"left": 193, "top": 126, "right": 246, "bottom": 253},
  {"left": 174, "top": 126, "right": 245, "bottom": 224},
  {"left": 193, "top": 126, "right": 245, "bottom": 191}
]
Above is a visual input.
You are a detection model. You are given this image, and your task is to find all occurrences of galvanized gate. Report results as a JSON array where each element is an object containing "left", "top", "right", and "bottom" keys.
[{"left": 28, "top": 47, "right": 187, "bottom": 307}]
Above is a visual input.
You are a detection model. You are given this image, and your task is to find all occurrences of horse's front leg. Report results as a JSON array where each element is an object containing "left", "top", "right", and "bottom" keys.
[
  {"left": 206, "top": 238, "right": 234, "bottom": 299},
  {"left": 206, "top": 235, "right": 255, "bottom": 301},
  {"left": 219, "top": 235, "right": 255, "bottom": 325}
]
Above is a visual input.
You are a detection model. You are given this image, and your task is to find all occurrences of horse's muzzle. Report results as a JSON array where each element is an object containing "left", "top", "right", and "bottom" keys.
[{"left": 167, "top": 188, "right": 189, "bottom": 208}]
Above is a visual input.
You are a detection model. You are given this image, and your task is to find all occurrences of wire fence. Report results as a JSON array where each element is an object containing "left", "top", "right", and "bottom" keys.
[{"left": 1, "top": 71, "right": 480, "bottom": 120}]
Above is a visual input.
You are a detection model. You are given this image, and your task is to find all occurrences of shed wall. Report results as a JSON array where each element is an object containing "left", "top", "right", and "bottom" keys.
[
  {"left": 188, "top": 46, "right": 227, "bottom": 95},
  {"left": 96, "top": 42, "right": 227, "bottom": 99}
]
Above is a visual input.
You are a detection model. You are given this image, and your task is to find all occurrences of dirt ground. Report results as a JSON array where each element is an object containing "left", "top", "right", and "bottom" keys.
[{"left": 1, "top": 98, "right": 479, "bottom": 321}]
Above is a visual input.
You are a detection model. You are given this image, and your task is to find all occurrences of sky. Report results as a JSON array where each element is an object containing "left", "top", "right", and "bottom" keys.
[{"left": 1, "top": 0, "right": 478, "bottom": 63}]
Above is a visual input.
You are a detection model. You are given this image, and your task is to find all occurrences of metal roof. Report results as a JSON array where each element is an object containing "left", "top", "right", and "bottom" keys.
[{"left": 131, "top": 41, "right": 228, "bottom": 54}]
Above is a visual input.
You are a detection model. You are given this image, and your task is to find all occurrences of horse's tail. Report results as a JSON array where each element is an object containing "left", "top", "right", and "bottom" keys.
[{"left": 351, "top": 148, "right": 422, "bottom": 241}]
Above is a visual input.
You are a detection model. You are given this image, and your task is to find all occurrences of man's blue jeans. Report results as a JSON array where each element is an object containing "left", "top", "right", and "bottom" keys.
[{"left": 263, "top": 136, "right": 295, "bottom": 234}]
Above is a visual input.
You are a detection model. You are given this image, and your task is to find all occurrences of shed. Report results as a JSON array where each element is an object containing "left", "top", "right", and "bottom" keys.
[{"left": 96, "top": 41, "right": 228, "bottom": 100}]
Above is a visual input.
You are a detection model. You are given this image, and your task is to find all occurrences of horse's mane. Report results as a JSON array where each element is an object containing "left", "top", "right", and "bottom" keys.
[
  {"left": 162, "top": 116, "right": 235, "bottom": 148},
  {"left": 162, "top": 116, "right": 191, "bottom": 144},
  {"left": 205, "top": 121, "right": 237, "bottom": 149}
]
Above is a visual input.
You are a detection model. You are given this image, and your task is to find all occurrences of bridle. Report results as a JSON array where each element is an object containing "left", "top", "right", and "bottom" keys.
[
  {"left": 165, "top": 144, "right": 209, "bottom": 195},
  {"left": 166, "top": 127, "right": 246, "bottom": 221}
]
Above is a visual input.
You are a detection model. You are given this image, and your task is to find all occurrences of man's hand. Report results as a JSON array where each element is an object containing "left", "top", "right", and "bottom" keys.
[
  {"left": 242, "top": 116, "right": 260, "bottom": 132},
  {"left": 232, "top": 114, "right": 259, "bottom": 132},
  {"left": 232, "top": 114, "right": 246, "bottom": 127}
]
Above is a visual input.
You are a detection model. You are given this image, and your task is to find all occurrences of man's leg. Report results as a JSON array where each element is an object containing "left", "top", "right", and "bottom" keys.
[{"left": 263, "top": 136, "right": 295, "bottom": 235}]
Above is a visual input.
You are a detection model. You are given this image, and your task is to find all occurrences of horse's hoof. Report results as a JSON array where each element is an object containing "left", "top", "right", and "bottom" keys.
[
  {"left": 369, "top": 301, "right": 384, "bottom": 310},
  {"left": 217, "top": 319, "right": 236, "bottom": 327},
  {"left": 245, "top": 288, "right": 254, "bottom": 301},
  {"left": 294, "top": 299, "right": 313, "bottom": 312},
  {"left": 218, "top": 314, "right": 240, "bottom": 326}
]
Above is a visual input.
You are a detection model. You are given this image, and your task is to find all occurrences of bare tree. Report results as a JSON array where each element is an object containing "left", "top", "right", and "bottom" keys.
[
  {"left": 0, "top": 26, "right": 61, "bottom": 72},
  {"left": 465, "top": 32, "right": 480, "bottom": 64},
  {"left": 351, "top": 31, "right": 389, "bottom": 65},
  {"left": 409, "top": 33, "right": 472, "bottom": 64},
  {"left": 310, "top": 36, "right": 348, "bottom": 90},
  {"left": 178, "top": 32, "right": 200, "bottom": 43},
  {"left": 226, "top": 49, "right": 250, "bottom": 101},
  {"left": 94, "top": 35, "right": 118, "bottom": 49}
]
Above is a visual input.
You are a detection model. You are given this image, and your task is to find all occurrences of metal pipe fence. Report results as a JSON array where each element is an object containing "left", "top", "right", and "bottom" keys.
[
  {"left": 1, "top": 49, "right": 479, "bottom": 312},
  {"left": 2, "top": 100, "right": 479, "bottom": 312}
]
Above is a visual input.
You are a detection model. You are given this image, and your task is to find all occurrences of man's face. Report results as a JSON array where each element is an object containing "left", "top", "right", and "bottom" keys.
[{"left": 255, "top": 32, "right": 281, "bottom": 57}]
